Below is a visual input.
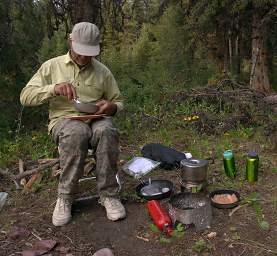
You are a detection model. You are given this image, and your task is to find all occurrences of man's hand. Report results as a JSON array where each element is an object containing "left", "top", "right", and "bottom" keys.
[
  {"left": 54, "top": 83, "right": 77, "bottom": 101},
  {"left": 95, "top": 100, "right": 117, "bottom": 116}
]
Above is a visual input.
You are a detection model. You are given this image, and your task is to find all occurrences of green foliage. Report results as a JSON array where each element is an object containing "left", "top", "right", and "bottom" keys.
[
  {"left": 231, "top": 232, "right": 241, "bottom": 240},
  {"left": 132, "top": 24, "right": 155, "bottom": 69},
  {"left": 192, "top": 238, "right": 211, "bottom": 253},
  {"left": 39, "top": 29, "right": 68, "bottom": 62},
  {"left": 149, "top": 223, "right": 160, "bottom": 233},
  {"left": 0, "top": 0, "right": 44, "bottom": 138},
  {"left": 159, "top": 235, "right": 171, "bottom": 243},
  {"left": 243, "top": 192, "right": 270, "bottom": 231},
  {"left": 259, "top": 220, "right": 270, "bottom": 231},
  {"left": 272, "top": 168, "right": 277, "bottom": 173},
  {"left": 0, "top": 131, "right": 56, "bottom": 167},
  {"left": 0, "top": 0, "right": 276, "bottom": 170},
  {"left": 172, "top": 223, "right": 185, "bottom": 238}
]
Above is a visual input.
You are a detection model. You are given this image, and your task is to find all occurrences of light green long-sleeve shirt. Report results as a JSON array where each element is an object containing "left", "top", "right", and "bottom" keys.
[{"left": 20, "top": 53, "right": 123, "bottom": 132}]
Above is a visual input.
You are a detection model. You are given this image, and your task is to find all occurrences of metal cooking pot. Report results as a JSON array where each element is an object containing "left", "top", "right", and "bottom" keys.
[{"left": 180, "top": 158, "right": 208, "bottom": 183}]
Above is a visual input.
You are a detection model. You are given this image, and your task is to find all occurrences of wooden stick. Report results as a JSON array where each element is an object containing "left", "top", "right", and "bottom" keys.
[
  {"left": 136, "top": 235, "right": 149, "bottom": 242},
  {"left": 18, "top": 159, "right": 25, "bottom": 173},
  {"left": 25, "top": 172, "right": 43, "bottom": 190},
  {"left": 229, "top": 204, "right": 247, "bottom": 217},
  {"left": 19, "top": 159, "right": 27, "bottom": 186},
  {"left": 38, "top": 158, "right": 59, "bottom": 164},
  {"left": 14, "top": 159, "right": 59, "bottom": 180}
]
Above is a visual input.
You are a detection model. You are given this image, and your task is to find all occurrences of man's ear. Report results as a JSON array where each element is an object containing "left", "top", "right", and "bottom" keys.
[{"left": 68, "top": 38, "right": 72, "bottom": 49}]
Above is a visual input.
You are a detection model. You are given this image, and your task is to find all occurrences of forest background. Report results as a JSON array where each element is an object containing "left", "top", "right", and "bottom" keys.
[{"left": 0, "top": 0, "right": 276, "bottom": 167}]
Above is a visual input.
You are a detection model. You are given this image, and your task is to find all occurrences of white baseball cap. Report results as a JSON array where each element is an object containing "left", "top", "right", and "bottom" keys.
[{"left": 71, "top": 22, "right": 100, "bottom": 56}]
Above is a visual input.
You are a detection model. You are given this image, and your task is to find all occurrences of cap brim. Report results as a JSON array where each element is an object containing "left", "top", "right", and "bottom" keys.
[{"left": 72, "top": 41, "right": 100, "bottom": 56}]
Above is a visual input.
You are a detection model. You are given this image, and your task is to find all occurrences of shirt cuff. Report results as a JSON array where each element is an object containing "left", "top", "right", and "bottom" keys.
[
  {"left": 47, "top": 84, "right": 56, "bottom": 97},
  {"left": 114, "top": 102, "right": 123, "bottom": 114}
]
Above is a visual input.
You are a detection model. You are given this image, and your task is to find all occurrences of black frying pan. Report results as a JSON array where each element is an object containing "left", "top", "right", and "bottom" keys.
[
  {"left": 209, "top": 189, "right": 240, "bottom": 209},
  {"left": 136, "top": 179, "right": 173, "bottom": 200}
]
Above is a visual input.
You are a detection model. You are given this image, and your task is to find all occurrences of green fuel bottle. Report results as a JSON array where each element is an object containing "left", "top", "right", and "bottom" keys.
[
  {"left": 246, "top": 151, "right": 259, "bottom": 182},
  {"left": 223, "top": 150, "right": 236, "bottom": 178}
]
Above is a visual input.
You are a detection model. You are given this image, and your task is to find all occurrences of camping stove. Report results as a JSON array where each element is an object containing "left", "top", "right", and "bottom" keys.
[
  {"left": 168, "top": 192, "right": 212, "bottom": 231},
  {"left": 180, "top": 180, "right": 206, "bottom": 193},
  {"left": 169, "top": 158, "right": 212, "bottom": 230}
]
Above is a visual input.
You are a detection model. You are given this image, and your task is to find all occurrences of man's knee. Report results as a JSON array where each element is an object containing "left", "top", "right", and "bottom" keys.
[
  {"left": 59, "top": 122, "right": 92, "bottom": 151},
  {"left": 93, "top": 125, "right": 118, "bottom": 140},
  {"left": 69, "top": 126, "right": 91, "bottom": 145}
]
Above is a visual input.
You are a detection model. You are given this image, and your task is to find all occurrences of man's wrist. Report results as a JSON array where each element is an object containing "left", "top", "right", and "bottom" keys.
[{"left": 109, "top": 103, "right": 117, "bottom": 116}]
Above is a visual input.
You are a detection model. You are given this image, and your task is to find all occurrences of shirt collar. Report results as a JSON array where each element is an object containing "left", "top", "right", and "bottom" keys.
[
  {"left": 64, "top": 51, "right": 93, "bottom": 70},
  {"left": 65, "top": 52, "right": 73, "bottom": 65}
]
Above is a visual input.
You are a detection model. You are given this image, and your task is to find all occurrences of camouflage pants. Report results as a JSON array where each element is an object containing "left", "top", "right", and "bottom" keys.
[{"left": 51, "top": 117, "right": 119, "bottom": 199}]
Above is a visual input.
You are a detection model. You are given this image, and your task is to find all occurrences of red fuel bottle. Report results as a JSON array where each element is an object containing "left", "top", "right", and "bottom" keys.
[{"left": 147, "top": 200, "right": 173, "bottom": 236}]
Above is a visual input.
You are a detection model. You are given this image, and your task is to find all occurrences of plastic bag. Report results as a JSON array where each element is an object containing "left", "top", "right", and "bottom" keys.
[{"left": 122, "top": 157, "right": 161, "bottom": 179}]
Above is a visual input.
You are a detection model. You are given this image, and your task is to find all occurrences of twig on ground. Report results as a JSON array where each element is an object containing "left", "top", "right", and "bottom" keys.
[
  {"left": 31, "top": 230, "right": 42, "bottom": 240},
  {"left": 254, "top": 250, "right": 264, "bottom": 256},
  {"left": 12, "top": 180, "right": 21, "bottom": 190},
  {"left": 63, "top": 234, "right": 92, "bottom": 252},
  {"left": 231, "top": 240, "right": 277, "bottom": 254},
  {"left": 136, "top": 235, "right": 150, "bottom": 242},
  {"left": 229, "top": 204, "right": 247, "bottom": 217},
  {"left": 238, "top": 248, "right": 246, "bottom": 256}
]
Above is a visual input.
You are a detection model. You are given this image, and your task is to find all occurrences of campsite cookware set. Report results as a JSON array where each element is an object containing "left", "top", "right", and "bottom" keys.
[{"left": 136, "top": 146, "right": 259, "bottom": 235}]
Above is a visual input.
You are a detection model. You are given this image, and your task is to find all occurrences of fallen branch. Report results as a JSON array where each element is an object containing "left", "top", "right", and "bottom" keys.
[
  {"left": 229, "top": 204, "right": 248, "bottom": 217},
  {"left": 0, "top": 159, "right": 59, "bottom": 189},
  {"left": 14, "top": 159, "right": 59, "bottom": 180},
  {"left": 38, "top": 158, "right": 59, "bottom": 164}
]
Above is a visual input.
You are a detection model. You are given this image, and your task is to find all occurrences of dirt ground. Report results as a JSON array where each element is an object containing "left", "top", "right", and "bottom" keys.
[{"left": 1, "top": 145, "right": 277, "bottom": 256}]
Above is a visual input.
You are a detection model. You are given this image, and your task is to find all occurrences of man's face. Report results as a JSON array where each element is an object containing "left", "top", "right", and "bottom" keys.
[{"left": 69, "top": 40, "right": 92, "bottom": 67}]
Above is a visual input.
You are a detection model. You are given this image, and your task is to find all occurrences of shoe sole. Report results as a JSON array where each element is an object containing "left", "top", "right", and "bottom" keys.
[
  {"left": 107, "top": 212, "right": 126, "bottom": 221},
  {"left": 52, "top": 216, "right": 72, "bottom": 226}
]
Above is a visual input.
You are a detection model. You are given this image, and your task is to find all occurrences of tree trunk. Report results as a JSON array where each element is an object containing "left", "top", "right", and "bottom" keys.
[
  {"left": 0, "top": 0, "right": 11, "bottom": 55},
  {"left": 228, "top": 29, "right": 232, "bottom": 72},
  {"left": 234, "top": 16, "right": 241, "bottom": 77},
  {"left": 249, "top": 11, "right": 270, "bottom": 92},
  {"left": 68, "top": 0, "right": 101, "bottom": 25}
]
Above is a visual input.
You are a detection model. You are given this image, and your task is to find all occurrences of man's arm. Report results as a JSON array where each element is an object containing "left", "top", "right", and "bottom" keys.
[
  {"left": 20, "top": 61, "right": 76, "bottom": 106},
  {"left": 20, "top": 62, "right": 56, "bottom": 106},
  {"left": 94, "top": 70, "right": 123, "bottom": 115}
]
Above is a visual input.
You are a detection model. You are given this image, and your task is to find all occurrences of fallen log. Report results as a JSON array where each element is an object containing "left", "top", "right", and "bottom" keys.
[
  {"left": 14, "top": 159, "right": 59, "bottom": 180},
  {"left": 0, "top": 159, "right": 59, "bottom": 188}
]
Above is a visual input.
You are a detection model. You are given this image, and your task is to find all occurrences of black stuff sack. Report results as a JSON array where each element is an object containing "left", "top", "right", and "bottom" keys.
[{"left": 141, "top": 143, "right": 187, "bottom": 169}]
